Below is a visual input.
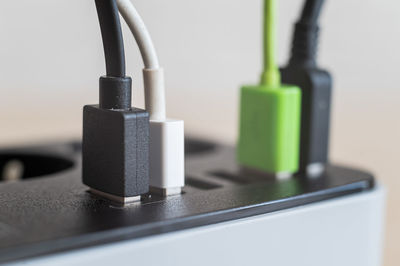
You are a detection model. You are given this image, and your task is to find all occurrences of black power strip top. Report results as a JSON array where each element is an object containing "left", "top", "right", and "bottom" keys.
[{"left": 0, "top": 139, "right": 374, "bottom": 263}]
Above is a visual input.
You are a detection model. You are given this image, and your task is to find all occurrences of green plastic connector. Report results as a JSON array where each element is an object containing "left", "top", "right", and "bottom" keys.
[
  {"left": 238, "top": 85, "right": 301, "bottom": 174},
  {"left": 237, "top": 0, "right": 302, "bottom": 175}
]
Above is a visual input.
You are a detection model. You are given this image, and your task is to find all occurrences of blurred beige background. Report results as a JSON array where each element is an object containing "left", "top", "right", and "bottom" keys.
[{"left": 0, "top": 0, "right": 398, "bottom": 264}]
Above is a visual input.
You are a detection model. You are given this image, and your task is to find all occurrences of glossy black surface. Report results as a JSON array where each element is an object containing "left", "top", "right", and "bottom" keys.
[{"left": 0, "top": 139, "right": 374, "bottom": 263}]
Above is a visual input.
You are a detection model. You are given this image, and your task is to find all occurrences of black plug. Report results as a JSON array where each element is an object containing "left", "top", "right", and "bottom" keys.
[
  {"left": 82, "top": 77, "right": 149, "bottom": 203},
  {"left": 82, "top": 0, "right": 149, "bottom": 203},
  {"left": 280, "top": 0, "right": 332, "bottom": 176}
]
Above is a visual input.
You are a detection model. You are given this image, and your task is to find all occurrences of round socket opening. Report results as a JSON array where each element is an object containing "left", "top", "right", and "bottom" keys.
[{"left": 0, "top": 153, "right": 74, "bottom": 182}]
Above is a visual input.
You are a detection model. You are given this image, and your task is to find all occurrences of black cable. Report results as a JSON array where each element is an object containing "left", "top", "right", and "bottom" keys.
[
  {"left": 288, "top": 0, "right": 326, "bottom": 67},
  {"left": 95, "top": 0, "right": 131, "bottom": 110},
  {"left": 82, "top": 0, "right": 150, "bottom": 201},
  {"left": 299, "top": 0, "right": 324, "bottom": 25},
  {"left": 95, "top": 0, "right": 126, "bottom": 77}
]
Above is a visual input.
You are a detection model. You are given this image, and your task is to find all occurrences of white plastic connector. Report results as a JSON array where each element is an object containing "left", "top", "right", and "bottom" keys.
[
  {"left": 143, "top": 68, "right": 185, "bottom": 195},
  {"left": 149, "top": 119, "right": 184, "bottom": 196}
]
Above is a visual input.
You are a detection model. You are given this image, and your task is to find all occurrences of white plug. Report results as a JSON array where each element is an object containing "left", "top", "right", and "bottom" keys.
[
  {"left": 117, "top": 0, "right": 185, "bottom": 195},
  {"left": 149, "top": 119, "right": 184, "bottom": 195},
  {"left": 144, "top": 68, "right": 184, "bottom": 195}
]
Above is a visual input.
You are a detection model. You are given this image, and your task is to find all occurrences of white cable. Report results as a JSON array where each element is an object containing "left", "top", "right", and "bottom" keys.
[
  {"left": 117, "top": 0, "right": 165, "bottom": 121},
  {"left": 117, "top": 0, "right": 184, "bottom": 195},
  {"left": 116, "top": 0, "right": 159, "bottom": 69},
  {"left": 143, "top": 68, "right": 166, "bottom": 121}
]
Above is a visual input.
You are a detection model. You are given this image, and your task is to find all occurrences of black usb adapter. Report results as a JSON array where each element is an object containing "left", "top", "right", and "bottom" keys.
[
  {"left": 280, "top": 0, "right": 332, "bottom": 176},
  {"left": 82, "top": 0, "right": 149, "bottom": 203}
]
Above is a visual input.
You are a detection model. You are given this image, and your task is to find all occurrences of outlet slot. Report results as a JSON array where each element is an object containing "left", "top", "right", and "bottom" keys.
[
  {"left": 185, "top": 139, "right": 216, "bottom": 156},
  {"left": 185, "top": 176, "right": 222, "bottom": 190}
]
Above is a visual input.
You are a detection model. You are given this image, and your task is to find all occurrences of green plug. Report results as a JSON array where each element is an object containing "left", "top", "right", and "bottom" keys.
[{"left": 237, "top": 0, "right": 301, "bottom": 176}]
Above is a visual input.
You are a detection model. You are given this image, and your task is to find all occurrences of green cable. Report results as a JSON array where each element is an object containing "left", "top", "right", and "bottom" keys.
[
  {"left": 237, "top": 0, "right": 301, "bottom": 175},
  {"left": 261, "top": 0, "right": 281, "bottom": 87}
]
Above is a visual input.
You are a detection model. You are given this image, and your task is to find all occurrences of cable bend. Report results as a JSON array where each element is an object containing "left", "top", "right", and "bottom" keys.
[
  {"left": 116, "top": 0, "right": 160, "bottom": 69},
  {"left": 116, "top": 0, "right": 165, "bottom": 120},
  {"left": 95, "top": 0, "right": 126, "bottom": 77}
]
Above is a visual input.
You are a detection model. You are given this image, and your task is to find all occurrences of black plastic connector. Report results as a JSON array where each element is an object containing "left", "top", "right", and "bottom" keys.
[
  {"left": 280, "top": 67, "right": 332, "bottom": 175},
  {"left": 281, "top": 0, "right": 332, "bottom": 176},
  {"left": 99, "top": 76, "right": 132, "bottom": 110},
  {"left": 82, "top": 106, "right": 149, "bottom": 198},
  {"left": 82, "top": 76, "right": 150, "bottom": 199}
]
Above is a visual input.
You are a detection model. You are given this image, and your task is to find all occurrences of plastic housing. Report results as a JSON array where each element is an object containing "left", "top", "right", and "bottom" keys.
[
  {"left": 281, "top": 67, "right": 332, "bottom": 175},
  {"left": 149, "top": 119, "right": 184, "bottom": 194},
  {"left": 82, "top": 105, "right": 149, "bottom": 198},
  {"left": 237, "top": 85, "right": 301, "bottom": 175},
  {"left": 0, "top": 140, "right": 383, "bottom": 265}
]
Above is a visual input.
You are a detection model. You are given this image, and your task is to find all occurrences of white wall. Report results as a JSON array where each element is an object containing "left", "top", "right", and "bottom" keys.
[
  {"left": 0, "top": 0, "right": 398, "bottom": 142},
  {"left": 0, "top": 1, "right": 399, "bottom": 264}
]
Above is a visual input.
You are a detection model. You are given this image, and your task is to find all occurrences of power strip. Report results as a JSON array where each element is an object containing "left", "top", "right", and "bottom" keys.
[{"left": 0, "top": 139, "right": 385, "bottom": 265}]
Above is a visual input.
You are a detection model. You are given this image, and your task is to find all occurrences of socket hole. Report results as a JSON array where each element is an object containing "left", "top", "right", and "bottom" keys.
[
  {"left": 185, "top": 139, "right": 216, "bottom": 156},
  {"left": 0, "top": 153, "right": 74, "bottom": 182},
  {"left": 210, "top": 171, "right": 252, "bottom": 185},
  {"left": 186, "top": 177, "right": 222, "bottom": 190}
]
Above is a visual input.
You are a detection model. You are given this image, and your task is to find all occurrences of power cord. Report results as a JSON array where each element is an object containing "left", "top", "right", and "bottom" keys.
[
  {"left": 117, "top": 0, "right": 184, "bottom": 196},
  {"left": 82, "top": 0, "right": 150, "bottom": 204},
  {"left": 95, "top": 0, "right": 126, "bottom": 78},
  {"left": 289, "top": 0, "right": 324, "bottom": 68},
  {"left": 281, "top": 0, "right": 332, "bottom": 177},
  {"left": 261, "top": 0, "right": 280, "bottom": 87}
]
